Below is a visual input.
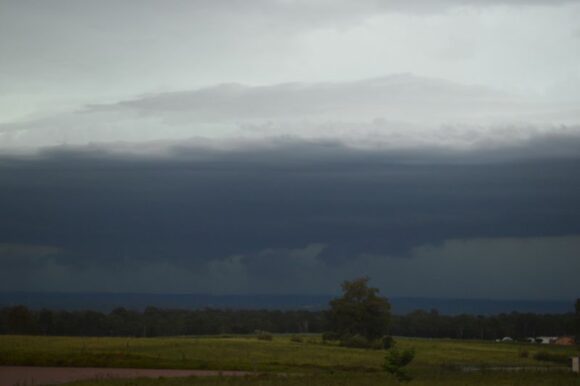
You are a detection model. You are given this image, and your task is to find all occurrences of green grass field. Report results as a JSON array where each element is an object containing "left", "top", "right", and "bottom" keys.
[{"left": 1, "top": 335, "right": 579, "bottom": 385}]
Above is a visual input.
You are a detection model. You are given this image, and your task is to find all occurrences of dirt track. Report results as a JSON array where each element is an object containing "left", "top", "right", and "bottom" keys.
[{"left": 0, "top": 366, "right": 252, "bottom": 386}]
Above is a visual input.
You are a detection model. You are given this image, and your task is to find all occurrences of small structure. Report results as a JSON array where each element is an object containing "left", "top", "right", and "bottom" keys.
[
  {"left": 536, "top": 336, "right": 557, "bottom": 344},
  {"left": 554, "top": 336, "right": 576, "bottom": 346},
  {"left": 501, "top": 336, "right": 513, "bottom": 342}
]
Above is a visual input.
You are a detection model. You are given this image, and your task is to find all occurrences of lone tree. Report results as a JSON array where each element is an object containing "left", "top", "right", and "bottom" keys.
[{"left": 328, "top": 276, "right": 391, "bottom": 342}]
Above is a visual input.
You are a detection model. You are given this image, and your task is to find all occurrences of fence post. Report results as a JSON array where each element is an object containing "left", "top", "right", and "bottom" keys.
[{"left": 572, "top": 357, "right": 579, "bottom": 374}]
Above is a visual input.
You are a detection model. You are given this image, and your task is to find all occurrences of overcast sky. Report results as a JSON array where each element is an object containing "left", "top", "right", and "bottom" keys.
[{"left": 0, "top": 0, "right": 579, "bottom": 299}]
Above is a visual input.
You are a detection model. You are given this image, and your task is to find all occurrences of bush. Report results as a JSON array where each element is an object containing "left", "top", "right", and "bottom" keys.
[
  {"left": 340, "top": 334, "right": 371, "bottom": 348},
  {"left": 382, "top": 335, "right": 396, "bottom": 350},
  {"left": 384, "top": 348, "right": 415, "bottom": 382},
  {"left": 532, "top": 350, "right": 569, "bottom": 364},
  {"left": 339, "top": 335, "right": 395, "bottom": 350},
  {"left": 322, "top": 331, "right": 340, "bottom": 342},
  {"left": 369, "top": 339, "right": 385, "bottom": 350},
  {"left": 518, "top": 349, "right": 529, "bottom": 358},
  {"left": 290, "top": 335, "right": 303, "bottom": 343},
  {"left": 255, "top": 330, "right": 273, "bottom": 341}
]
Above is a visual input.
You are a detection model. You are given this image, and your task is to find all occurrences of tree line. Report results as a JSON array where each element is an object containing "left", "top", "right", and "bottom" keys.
[
  {"left": 1, "top": 304, "right": 577, "bottom": 340},
  {"left": 391, "top": 309, "right": 577, "bottom": 340}
]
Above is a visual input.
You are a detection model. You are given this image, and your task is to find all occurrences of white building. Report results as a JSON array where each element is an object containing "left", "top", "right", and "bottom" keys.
[{"left": 535, "top": 336, "right": 557, "bottom": 344}]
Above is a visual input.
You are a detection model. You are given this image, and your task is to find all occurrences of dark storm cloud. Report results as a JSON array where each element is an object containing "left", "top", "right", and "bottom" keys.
[
  {"left": 1, "top": 136, "right": 580, "bottom": 295},
  {"left": 0, "top": 243, "right": 61, "bottom": 270}
]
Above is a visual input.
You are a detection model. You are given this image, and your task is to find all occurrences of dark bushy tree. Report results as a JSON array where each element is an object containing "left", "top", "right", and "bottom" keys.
[{"left": 327, "top": 277, "right": 391, "bottom": 343}]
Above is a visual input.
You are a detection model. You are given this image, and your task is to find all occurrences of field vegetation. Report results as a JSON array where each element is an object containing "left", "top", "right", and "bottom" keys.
[
  {"left": 1, "top": 289, "right": 577, "bottom": 384},
  {"left": 1, "top": 334, "right": 579, "bottom": 385}
]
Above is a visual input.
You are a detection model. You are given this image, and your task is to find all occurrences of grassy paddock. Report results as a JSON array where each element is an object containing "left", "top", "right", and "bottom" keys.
[
  {"left": 63, "top": 372, "right": 580, "bottom": 386},
  {"left": 0, "top": 335, "right": 578, "bottom": 385}
]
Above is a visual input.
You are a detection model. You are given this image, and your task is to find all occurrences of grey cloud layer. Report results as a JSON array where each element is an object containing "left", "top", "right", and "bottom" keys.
[
  {"left": 1, "top": 1, "right": 579, "bottom": 298},
  {"left": 2, "top": 0, "right": 579, "bottom": 125},
  {"left": 1, "top": 140, "right": 579, "bottom": 296},
  {"left": 98, "top": 75, "right": 513, "bottom": 117},
  {"left": 2, "top": 75, "right": 578, "bottom": 150}
]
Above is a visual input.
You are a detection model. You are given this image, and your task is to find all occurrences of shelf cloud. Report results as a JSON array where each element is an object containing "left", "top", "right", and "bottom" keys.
[
  {"left": 1, "top": 0, "right": 578, "bottom": 299},
  {"left": 1, "top": 138, "right": 579, "bottom": 296}
]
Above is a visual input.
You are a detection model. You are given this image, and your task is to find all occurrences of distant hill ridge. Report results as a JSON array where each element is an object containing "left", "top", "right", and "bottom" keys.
[{"left": 0, "top": 292, "right": 573, "bottom": 315}]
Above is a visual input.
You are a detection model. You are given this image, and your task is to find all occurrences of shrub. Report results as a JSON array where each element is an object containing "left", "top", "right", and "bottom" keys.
[
  {"left": 532, "top": 350, "right": 569, "bottom": 364},
  {"left": 382, "top": 335, "right": 396, "bottom": 350},
  {"left": 339, "top": 334, "right": 395, "bottom": 350},
  {"left": 255, "top": 330, "right": 273, "bottom": 341},
  {"left": 369, "top": 339, "right": 385, "bottom": 350},
  {"left": 340, "top": 334, "right": 371, "bottom": 349},
  {"left": 290, "top": 335, "right": 303, "bottom": 343},
  {"left": 518, "top": 349, "right": 529, "bottom": 358},
  {"left": 322, "top": 331, "right": 340, "bottom": 342},
  {"left": 384, "top": 348, "right": 415, "bottom": 382}
]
